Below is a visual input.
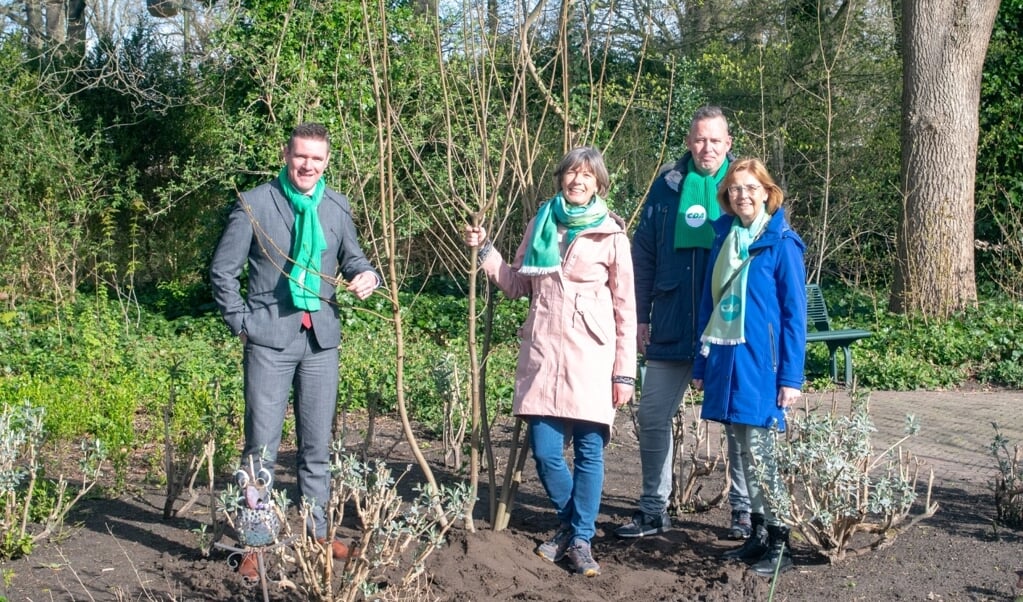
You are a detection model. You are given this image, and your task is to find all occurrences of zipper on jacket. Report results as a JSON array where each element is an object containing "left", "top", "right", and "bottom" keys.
[
  {"left": 768, "top": 322, "right": 777, "bottom": 372},
  {"left": 657, "top": 205, "right": 670, "bottom": 244},
  {"left": 690, "top": 259, "right": 698, "bottom": 341}
]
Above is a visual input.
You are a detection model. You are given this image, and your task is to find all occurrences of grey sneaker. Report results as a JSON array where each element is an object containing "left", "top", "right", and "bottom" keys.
[
  {"left": 535, "top": 525, "right": 572, "bottom": 562},
  {"left": 728, "top": 509, "right": 752, "bottom": 540},
  {"left": 615, "top": 510, "right": 671, "bottom": 538},
  {"left": 564, "top": 538, "right": 600, "bottom": 576}
]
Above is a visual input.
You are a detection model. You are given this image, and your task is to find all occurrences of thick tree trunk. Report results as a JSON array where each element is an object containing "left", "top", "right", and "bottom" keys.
[
  {"left": 45, "top": 0, "right": 65, "bottom": 43},
  {"left": 891, "top": 0, "right": 1000, "bottom": 316},
  {"left": 25, "top": 0, "right": 44, "bottom": 51},
  {"left": 68, "top": 0, "right": 87, "bottom": 46}
]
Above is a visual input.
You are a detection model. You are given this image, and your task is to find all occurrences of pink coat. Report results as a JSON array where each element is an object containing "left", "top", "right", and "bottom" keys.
[{"left": 481, "top": 212, "right": 637, "bottom": 428}]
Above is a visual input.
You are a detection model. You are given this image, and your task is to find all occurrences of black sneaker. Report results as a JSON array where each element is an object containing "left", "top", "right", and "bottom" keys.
[{"left": 615, "top": 510, "right": 671, "bottom": 538}]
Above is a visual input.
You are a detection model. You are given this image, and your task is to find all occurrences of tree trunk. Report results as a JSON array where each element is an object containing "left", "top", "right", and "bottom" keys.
[
  {"left": 25, "top": 0, "right": 44, "bottom": 51},
  {"left": 413, "top": 0, "right": 436, "bottom": 18},
  {"left": 891, "top": 0, "right": 1000, "bottom": 316},
  {"left": 45, "top": 0, "right": 65, "bottom": 44},
  {"left": 68, "top": 0, "right": 87, "bottom": 46}
]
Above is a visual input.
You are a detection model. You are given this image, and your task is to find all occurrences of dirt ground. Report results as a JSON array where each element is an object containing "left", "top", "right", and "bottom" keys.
[{"left": 1, "top": 406, "right": 1022, "bottom": 602}]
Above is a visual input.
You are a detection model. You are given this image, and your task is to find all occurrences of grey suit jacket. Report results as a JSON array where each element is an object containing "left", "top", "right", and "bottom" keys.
[{"left": 210, "top": 178, "right": 379, "bottom": 350}]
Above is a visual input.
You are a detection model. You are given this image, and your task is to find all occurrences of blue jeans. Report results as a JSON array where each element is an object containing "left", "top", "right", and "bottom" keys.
[{"left": 529, "top": 417, "right": 608, "bottom": 544}]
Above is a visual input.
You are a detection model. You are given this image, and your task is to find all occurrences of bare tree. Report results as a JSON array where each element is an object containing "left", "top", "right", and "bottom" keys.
[
  {"left": 891, "top": 0, "right": 1001, "bottom": 316},
  {"left": 3, "top": 0, "right": 87, "bottom": 49}
]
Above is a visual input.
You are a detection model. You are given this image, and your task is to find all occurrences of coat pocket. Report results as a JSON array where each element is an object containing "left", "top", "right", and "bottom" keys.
[
  {"left": 578, "top": 310, "right": 609, "bottom": 345},
  {"left": 573, "top": 293, "right": 610, "bottom": 345},
  {"left": 649, "top": 282, "right": 687, "bottom": 344}
]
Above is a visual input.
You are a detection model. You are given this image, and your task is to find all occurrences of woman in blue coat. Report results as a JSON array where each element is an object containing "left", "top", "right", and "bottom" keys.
[{"left": 691, "top": 157, "right": 806, "bottom": 576}]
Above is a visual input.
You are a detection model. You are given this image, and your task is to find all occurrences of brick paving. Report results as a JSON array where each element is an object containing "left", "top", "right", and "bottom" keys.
[
  {"left": 816, "top": 388, "right": 1023, "bottom": 488},
  {"left": 613, "top": 387, "right": 1023, "bottom": 506}
]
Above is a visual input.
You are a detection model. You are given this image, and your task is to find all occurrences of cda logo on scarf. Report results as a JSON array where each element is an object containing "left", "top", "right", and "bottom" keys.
[
  {"left": 719, "top": 294, "right": 741, "bottom": 321},
  {"left": 685, "top": 205, "right": 708, "bottom": 228}
]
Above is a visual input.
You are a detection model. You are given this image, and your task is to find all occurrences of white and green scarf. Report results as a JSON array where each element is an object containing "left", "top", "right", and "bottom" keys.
[
  {"left": 699, "top": 210, "right": 770, "bottom": 355},
  {"left": 520, "top": 193, "right": 608, "bottom": 275},
  {"left": 278, "top": 167, "right": 327, "bottom": 311}
]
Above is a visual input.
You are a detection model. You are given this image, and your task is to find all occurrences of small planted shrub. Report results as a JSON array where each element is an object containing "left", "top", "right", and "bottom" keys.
[
  {"left": 671, "top": 389, "right": 729, "bottom": 512},
  {"left": 207, "top": 439, "right": 470, "bottom": 601},
  {"left": 763, "top": 390, "right": 938, "bottom": 561},
  {"left": 432, "top": 351, "right": 469, "bottom": 470},
  {"left": 990, "top": 423, "right": 1023, "bottom": 529},
  {"left": 0, "top": 402, "right": 108, "bottom": 560},
  {"left": 289, "top": 447, "right": 469, "bottom": 602}
]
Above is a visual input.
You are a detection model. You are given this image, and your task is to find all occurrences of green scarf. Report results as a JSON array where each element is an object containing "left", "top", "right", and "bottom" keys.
[
  {"left": 520, "top": 193, "right": 608, "bottom": 275},
  {"left": 278, "top": 167, "right": 327, "bottom": 311},
  {"left": 674, "top": 157, "right": 728, "bottom": 249},
  {"left": 699, "top": 209, "right": 770, "bottom": 355}
]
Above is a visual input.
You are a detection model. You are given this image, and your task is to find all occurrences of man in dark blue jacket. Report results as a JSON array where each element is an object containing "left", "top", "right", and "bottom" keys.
[{"left": 617, "top": 106, "right": 752, "bottom": 540}]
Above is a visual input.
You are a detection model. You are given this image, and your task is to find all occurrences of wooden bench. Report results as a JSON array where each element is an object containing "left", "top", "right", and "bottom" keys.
[{"left": 805, "top": 284, "right": 872, "bottom": 385}]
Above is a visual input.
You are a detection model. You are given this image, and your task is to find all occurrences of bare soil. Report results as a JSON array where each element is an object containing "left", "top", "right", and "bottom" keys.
[{"left": 1, "top": 409, "right": 1021, "bottom": 602}]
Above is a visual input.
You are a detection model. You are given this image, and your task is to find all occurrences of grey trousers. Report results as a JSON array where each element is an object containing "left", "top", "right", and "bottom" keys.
[
  {"left": 725, "top": 424, "right": 752, "bottom": 513},
  {"left": 730, "top": 423, "right": 785, "bottom": 527},
  {"left": 636, "top": 360, "right": 693, "bottom": 515},
  {"left": 243, "top": 329, "right": 339, "bottom": 538},
  {"left": 636, "top": 360, "right": 751, "bottom": 515}
]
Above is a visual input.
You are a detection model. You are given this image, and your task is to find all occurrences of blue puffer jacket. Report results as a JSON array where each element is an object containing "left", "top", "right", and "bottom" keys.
[
  {"left": 633, "top": 152, "right": 732, "bottom": 361},
  {"left": 693, "top": 207, "right": 807, "bottom": 431}
]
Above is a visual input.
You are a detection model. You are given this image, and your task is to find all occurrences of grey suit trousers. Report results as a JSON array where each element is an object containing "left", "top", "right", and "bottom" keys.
[{"left": 243, "top": 328, "right": 338, "bottom": 538}]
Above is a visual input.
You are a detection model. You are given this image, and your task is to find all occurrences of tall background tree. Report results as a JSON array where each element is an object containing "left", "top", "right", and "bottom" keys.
[{"left": 891, "top": 0, "right": 1002, "bottom": 316}]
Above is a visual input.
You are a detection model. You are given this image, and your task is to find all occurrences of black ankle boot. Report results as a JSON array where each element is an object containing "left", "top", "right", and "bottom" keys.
[
  {"left": 751, "top": 524, "right": 794, "bottom": 576},
  {"left": 722, "top": 513, "right": 768, "bottom": 561}
]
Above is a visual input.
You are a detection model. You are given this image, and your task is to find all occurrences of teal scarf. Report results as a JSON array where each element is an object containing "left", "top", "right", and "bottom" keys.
[
  {"left": 278, "top": 167, "right": 327, "bottom": 311},
  {"left": 700, "top": 209, "right": 770, "bottom": 355},
  {"left": 520, "top": 193, "right": 608, "bottom": 275},
  {"left": 674, "top": 157, "right": 727, "bottom": 249}
]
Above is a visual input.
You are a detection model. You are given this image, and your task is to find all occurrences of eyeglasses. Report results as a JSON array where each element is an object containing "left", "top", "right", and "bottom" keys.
[{"left": 726, "top": 184, "right": 763, "bottom": 198}]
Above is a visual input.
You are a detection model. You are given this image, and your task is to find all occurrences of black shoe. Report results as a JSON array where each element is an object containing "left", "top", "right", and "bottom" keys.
[
  {"left": 722, "top": 513, "right": 768, "bottom": 561},
  {"left": 751, "top": 524, "right": 794, "bottom": 576},
  {"left": 615, "top": 510, "right": 671, "bottom": 538}
]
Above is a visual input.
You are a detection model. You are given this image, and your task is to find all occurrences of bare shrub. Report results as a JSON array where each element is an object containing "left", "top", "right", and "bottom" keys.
[
  {"left": 0, "top": 401, "right": 108, "bottom": 559},
  {"left": 432, "top": 352, "right": 468, "bottom": 471},
  {"left": 671, "top": 389, "right": 728, "bottom": 512},
  {"left": 288, "top": 446, "right": 469, "bottom": 601},
  {"left": 990, "top": 423, "right": 1023, "bottom": 529},
  {"left": 763, "top": 390, "right": 938, "bottom": 561}
]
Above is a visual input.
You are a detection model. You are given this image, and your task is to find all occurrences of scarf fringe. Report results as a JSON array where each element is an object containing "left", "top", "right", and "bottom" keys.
[
  {"left": 518, "top": 265, "right": 560, "bottom": 276},
  {"left": 701, "top": 335, "right": 746, "bottom": 346},
  {"left": 699, "top": 335, "right": 746, "bottom": 358}
]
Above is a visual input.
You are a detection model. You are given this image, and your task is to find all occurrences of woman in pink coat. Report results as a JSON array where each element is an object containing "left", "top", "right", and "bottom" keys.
[{"left": 464, "top": 147, "right": 637, "bottom": 577}]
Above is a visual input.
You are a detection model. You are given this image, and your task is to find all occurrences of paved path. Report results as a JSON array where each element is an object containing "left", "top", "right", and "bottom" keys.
[{"left": 810, "top": 388, "right": 1023, "bottom": 489}]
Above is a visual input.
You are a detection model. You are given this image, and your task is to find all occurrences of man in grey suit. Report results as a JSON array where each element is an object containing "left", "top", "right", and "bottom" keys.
[{"left": 211, "top": 122, "right": 379, "bottom": 582}]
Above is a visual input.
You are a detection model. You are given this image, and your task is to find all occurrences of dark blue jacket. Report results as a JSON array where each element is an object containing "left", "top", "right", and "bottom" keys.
[
  {"left": 632, "top": 152, "right": 731, "bottom": 361},
  {"left": 693, "top": 207, "right": 807, "bottom": 431}
]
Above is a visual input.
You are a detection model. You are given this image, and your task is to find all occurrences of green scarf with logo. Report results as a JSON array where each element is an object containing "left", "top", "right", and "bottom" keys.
[
  {"left": 699, "top": 209, "right": 770, "bottom": 356},
  {"left": 278, "top": 166, "right": 327, "bottom": 311},
  {"left": 674, "top": 157, "right": 728, "bottom": 249},
  {"left": 520, "top": 193, "right": 608, "bottom": 275}
]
